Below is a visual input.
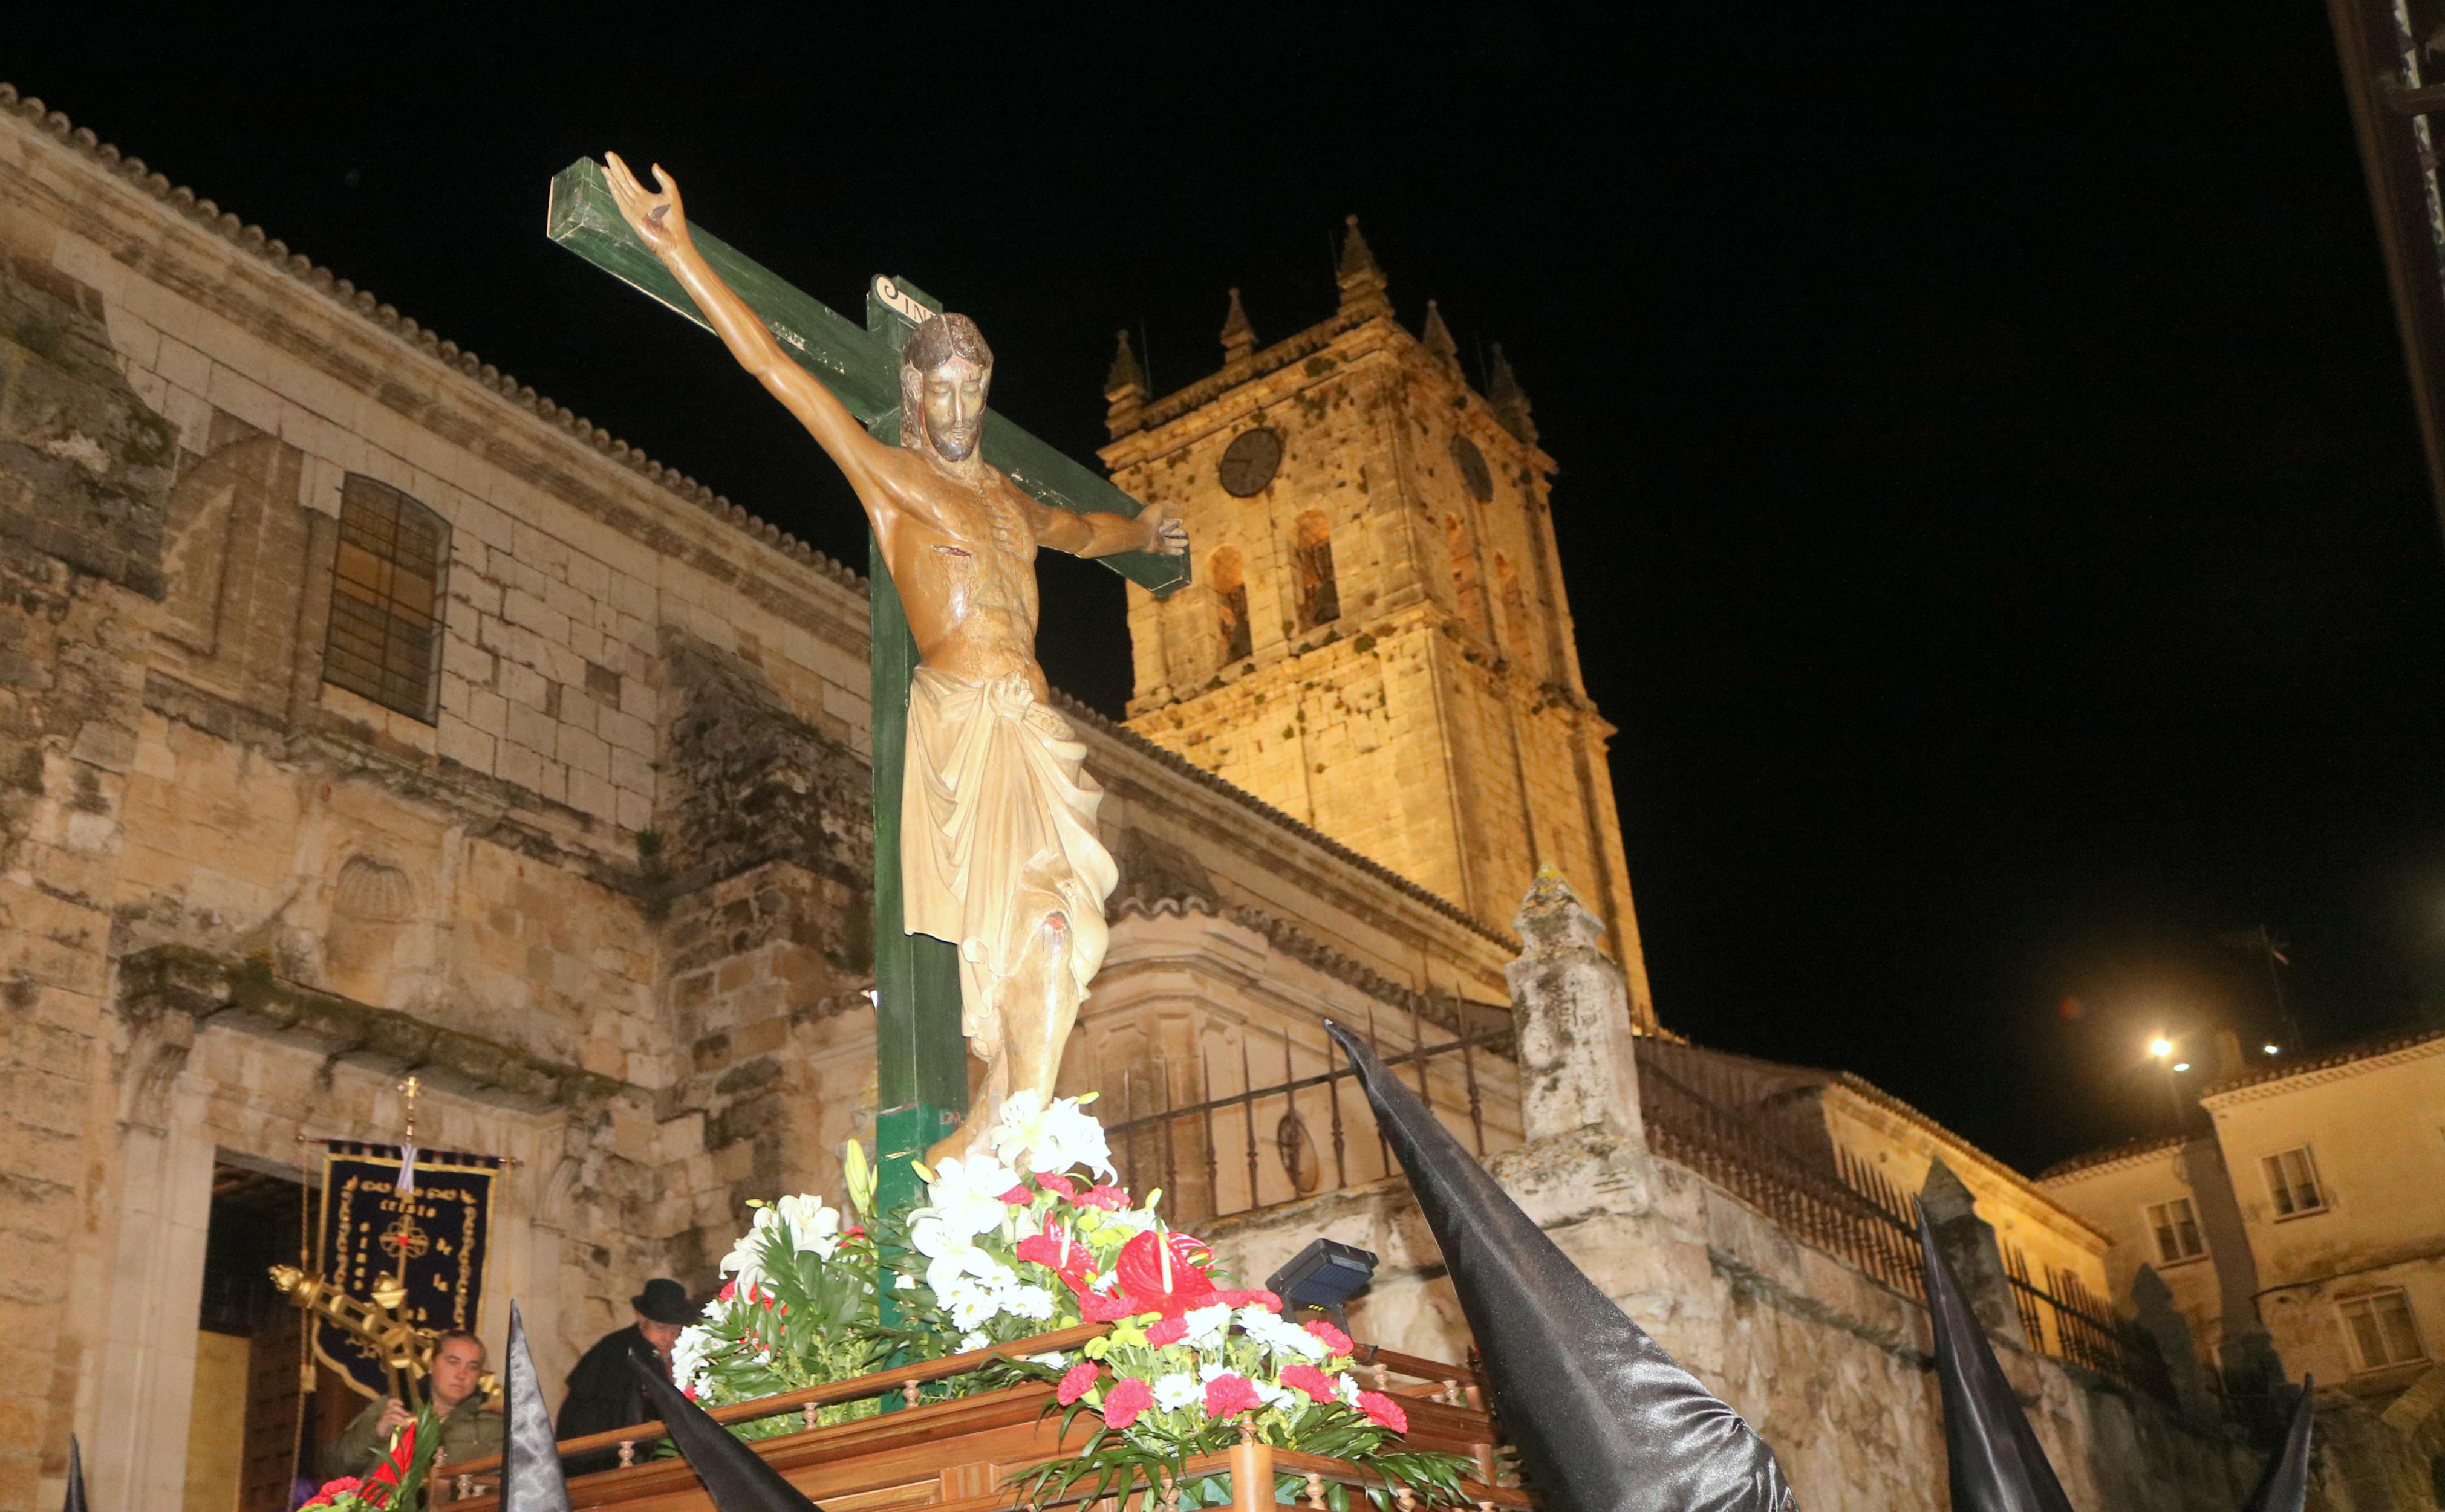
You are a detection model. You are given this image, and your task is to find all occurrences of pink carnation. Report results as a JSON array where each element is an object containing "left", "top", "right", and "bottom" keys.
[
  {"left": 1074, "top": 1183, "right": 1130, "bottom": 1210},
  {"left": 1079, "top": 1291, "right": 1142, "bottom": 1323},
  {"left": 1102, "top": 1375, "right": 1154, "bottom": 1429},
  {"left": 718, "top": 1280, "right": 737, "bottom": 1303},
  {"left": 1204, "top": 1373, "right": 1263, "bottom": 1418},
  {"left": 1036, "top": 1172, "right": 1079, "bottom": 1197},
  {"left": 1057, "top": 1360, "right": 1101, "bottom": 1405},
  {"left": 1356, "top": 1390, "right": 1407, "bottom": 1433},
  {"left": 1000, "top": 1184, "right": 1035, "bottom": 1205},
  {"left": 1304, "top": 1317, "right": 1353, "bottom": 1354},
  {"left": 1219, "top": 1288, "right": 1284, "bottom": 1311},
  {"left": 1279, "top": 1364, "right": 1338, "bottom": 1403},
  {"left": 1145, "top": 1316, "right": 1188, "bottom": 1347}
]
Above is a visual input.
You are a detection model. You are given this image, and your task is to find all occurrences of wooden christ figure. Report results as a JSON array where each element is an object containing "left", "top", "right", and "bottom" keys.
[{"left": 600, "top": 155, "right": 1187, "bottom": 1161}]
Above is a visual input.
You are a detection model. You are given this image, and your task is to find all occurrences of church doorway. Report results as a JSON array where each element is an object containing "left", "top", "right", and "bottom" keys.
[{"left": 186, "top": 1160, "right": 360, "bottom": 1512}]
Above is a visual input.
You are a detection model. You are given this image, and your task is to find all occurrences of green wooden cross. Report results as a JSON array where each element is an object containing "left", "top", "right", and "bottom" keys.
[{"left": 545, "top": 159, "right": 1187, "bottom": 1214}]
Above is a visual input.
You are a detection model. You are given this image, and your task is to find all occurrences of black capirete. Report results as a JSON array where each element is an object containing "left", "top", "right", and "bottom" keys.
[
  {"left": 627, "top": 1352, "right": 824, "bottom": 1512},
  {"left": 1916, "top": 1202, "right": 2074, "bottom": 1512},
  {"left": 63, "top": 1436, "right": 86, "bottom": 1512},
  {"left": 2239, "top": 1379, "right": 2313, "bottom": 1512},
  {"left": 1323, "top": 1020, "right": 1794, "bottom": 1512},
  {"left": 504, "top": 1302, "right": 575, "bottom": 1512}
]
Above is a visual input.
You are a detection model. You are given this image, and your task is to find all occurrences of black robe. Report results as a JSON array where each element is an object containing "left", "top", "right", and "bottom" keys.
[{"left": 556, "top": 1325, "right": 668, "bottom": 1475}]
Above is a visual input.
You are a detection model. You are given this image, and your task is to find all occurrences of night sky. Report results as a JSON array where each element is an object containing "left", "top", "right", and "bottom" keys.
[{"left": 16, "top": 8, "right": 2444, "bottom": 1173}]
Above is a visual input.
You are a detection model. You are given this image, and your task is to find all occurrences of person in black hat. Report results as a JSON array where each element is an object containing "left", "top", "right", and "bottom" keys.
[{"left": 555, "top": 1279, "right": 695, "bottom": 1472}]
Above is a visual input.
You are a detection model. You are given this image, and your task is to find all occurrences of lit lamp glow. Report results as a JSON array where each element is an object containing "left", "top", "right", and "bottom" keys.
[
  {"left": 2262, "top": 1044, "right": 2279, "bottom": 1056},
  {"left": 2148, "top": 1037, "right": 2175, "bottom": 1060},
  {"left": 2172, "top": 1062, "right": 2190, "bottom": 1072}
]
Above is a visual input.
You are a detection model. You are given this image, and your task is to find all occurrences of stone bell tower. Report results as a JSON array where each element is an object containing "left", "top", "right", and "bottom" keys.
[{"left": 1098, "top": 219, "right": 1656, "bottom": 1028}]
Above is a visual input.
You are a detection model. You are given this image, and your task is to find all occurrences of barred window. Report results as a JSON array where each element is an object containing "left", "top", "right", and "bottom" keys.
[
  {"left": 324, "top": 476, "right": 447, "bottom": 722},
  {"left": 2340, "top": 1290, "right": 2424, "bottom": 1372},
  {"left": 1210, "top": 545, "right": 1251, "bottom": 665},
  {"left": 1292, "top": 511, "right": 1339, "bottom": 630},
  {"left": 2144, "top": 1197, "right": 2206, "bottom": 1264}
]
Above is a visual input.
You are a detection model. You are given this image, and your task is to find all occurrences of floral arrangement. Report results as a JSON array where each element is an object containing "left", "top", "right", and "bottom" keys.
[
  {"left": 677, "top": 1093, "right": 1470, "bottom": 1508},
  {"left": 298, "top": 1407, "right": 438, "bottom": 1511},
  {"left": 671, "top": 1141, "right": 900, "bottom": 1436}
]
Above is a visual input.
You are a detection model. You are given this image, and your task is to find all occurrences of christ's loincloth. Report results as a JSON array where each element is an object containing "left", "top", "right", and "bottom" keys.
[{"left": 900, "top": 667, "right": 1117, "bottom": 1057}]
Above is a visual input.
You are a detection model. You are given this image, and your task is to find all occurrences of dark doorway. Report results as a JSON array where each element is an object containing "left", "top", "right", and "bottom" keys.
[{"left": 194, "top": 1160, "right": 362, "bottom": 1512}]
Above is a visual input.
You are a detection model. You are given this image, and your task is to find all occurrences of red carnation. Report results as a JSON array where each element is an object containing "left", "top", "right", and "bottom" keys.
[
  {"left": 845, "top": 1225, "right": 865, "bottom": 1238},
  {"left": 1056, "top": 1360, "right": 1101, "bottom": 1405},
  {"left": 1102, "top": 1375, "right": 1154, "bottom": 1429},
  {"left": 1217, "top": 1288, "right": 1284, "bottom": 1312},
  {"left": 1000, "top": 1184, "right": 1035, "bottom": 1205},
  {"left": 1304, "top": 1317, "right": 1353, "bottom": 1355},
  {"left": 303, "top": 1477, "right": 362, "bottom": 1510},
  {"left": 1075, "top": 1183, "right": 1130, "bottom": 1210},
  {"left": 1280, "top": 1364, "right": 1337, "bottom": 1403},
  {"left": 1036, "top": 1172, "right": 1079, "bottom": 1197},
  {"left": 1356, "top": 1390, "right": 1407, "bottom": 1433},
  {"left": 718, "top": 1280, "right": 737, "bottom": 1303},
  {"left": 1145, "top": 1316, "right": 1188, "bottom": 1346},
  {"left": 1204, "top": 1373, "right": 1262, "bottom": 1418}
]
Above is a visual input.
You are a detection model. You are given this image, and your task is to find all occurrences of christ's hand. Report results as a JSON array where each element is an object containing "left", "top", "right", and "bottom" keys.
[
  {"left": 1141, "top": 501, "right": 1188, "bottom": 556},
  {"left": 602, "top": 152, "right": 691, "bottom": 259}
]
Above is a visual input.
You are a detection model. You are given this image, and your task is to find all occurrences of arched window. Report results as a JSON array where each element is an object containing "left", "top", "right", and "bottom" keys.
[
  {"left": 1209, "top": 546, "right": 1252, "bottom": 665},
  {"left": 1494, "top": 552, "right": 1531, "bottom": 652},
  {"left": 325, "top": 475, "right": 448, "bottom": 721},
  {"left": 324, "top": 854, "right": 415, "bottom": 1004},
  {"left": 1293, "top": 511, "right": 1339, "bottom": 629},
  {"left": 1443, "top": 514, "right": 1488, "bottom": 636}
]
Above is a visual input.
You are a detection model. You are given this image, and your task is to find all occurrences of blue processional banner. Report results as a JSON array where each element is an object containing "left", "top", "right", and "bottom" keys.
[{"left": 314, "top": 1141, "right": 501, "bottom": 1400}]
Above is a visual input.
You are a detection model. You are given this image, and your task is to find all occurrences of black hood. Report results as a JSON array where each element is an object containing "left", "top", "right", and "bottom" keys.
[
  {"left": 628, "top": 1352, "right": 823, "bottom": 1512},
  {"left": 2239, "top": 1380, "right": 2313, "bottom": 1512},
  {"left": 503, "top": 1302, "right": 575, "bottom": 1512},
  {"left": 63, "top": 1436, "right": 86, "bottom": 1512},
  {"left": 1324, "top": 1020, "right": 1794, "bottom": 1512},
  {"left": 1916, "top": 1202, "right": 2075, "bottom": 1512}
]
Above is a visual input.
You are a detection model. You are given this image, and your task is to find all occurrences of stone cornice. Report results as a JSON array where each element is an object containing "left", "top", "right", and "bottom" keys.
[
  {"left": 116, "top": 944, "right": 636, "bottom": 1111},
  {"left": 2199, "top": 1024, "right": 2445, "bottom": 1108},
  {"left": 0, "top": 83, "right": 865, "bottom": 609},
  {"left": 1112, "top": 891, "right": 1514, "bottom": 1043},
  {"left": 2034, "top": 1132, "right": 2193, "bottom": 1185}
]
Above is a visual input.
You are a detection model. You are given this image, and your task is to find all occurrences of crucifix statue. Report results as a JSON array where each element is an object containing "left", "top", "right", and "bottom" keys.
[{"left": 585, "top": 155, "right": 1186, "bottom": 1167}]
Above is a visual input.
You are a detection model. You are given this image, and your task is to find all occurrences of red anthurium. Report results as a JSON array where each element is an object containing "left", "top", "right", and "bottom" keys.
[
  {"left": 370, "top": 1420, "right": 417, "bottom": 1488},
  {"left": 1112, "top": 1230, "right": 1217, "bottom": 1317}
]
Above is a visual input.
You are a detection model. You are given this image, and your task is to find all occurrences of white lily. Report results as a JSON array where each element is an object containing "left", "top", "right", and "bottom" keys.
[{"left": 985, "top": 1091, "right": 1116, "bottom": 1179}]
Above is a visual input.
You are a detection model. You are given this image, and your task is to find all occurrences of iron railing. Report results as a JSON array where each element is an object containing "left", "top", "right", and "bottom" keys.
[
  {"left": 1100, "top": 1002, "right": 1519, "bottom": 1226},
  {"left": 1634, "top": 1039, "right": 2176, "bottom": 1404}
]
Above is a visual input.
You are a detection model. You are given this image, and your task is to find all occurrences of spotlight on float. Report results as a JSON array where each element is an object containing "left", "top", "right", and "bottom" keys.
[
  {"left": 1266, "top": 1237, "right": 1378, "bottom": 1334},
  {"left": 2149, "top": 1036, "right": 2175, "bottom": 1060},
  {"left": 2264, "top": 1044, "right": 2281, "bottom": 1056},
  {"left": 2172, "top": 1062, "right": 2190, "bottom": 1072}
]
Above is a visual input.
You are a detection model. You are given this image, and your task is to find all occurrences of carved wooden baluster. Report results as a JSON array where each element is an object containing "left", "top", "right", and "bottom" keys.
[
  {"left": 1369, "top": 1363, "right": 1390, "bottom": 1392},
  {"left": 455, "top": 1475, "right": 476, "bottom": 1502},
  {"left": 1305, "top": 1473, "right": 1327, "bottom": 1510},
  {"left": 803, "top": 1402, "right": 819, "bottom": 1429},
  {"left": 1393, "top": 1485, "right": 1417, "bottom": 1512},
  {"left": 618, "top": 1439, "right": 635, "bottom": 1468},
  {"left": 1160, "top": 1467, "right": 1181, "bottom": 1511},
  {"left": 903, "top": 1380, "right": 922, "bottom": 1407},
  {"left": 1441, "top": 1378, "right": 1460, "bottom": 1406}
]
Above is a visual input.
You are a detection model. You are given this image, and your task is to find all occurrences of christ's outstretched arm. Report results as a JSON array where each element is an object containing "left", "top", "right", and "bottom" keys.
[
  {"left": 1033, "top": 498, "right": 1188, "bottom": 560},
  {"left": 601, "top": 154, "right": 889, "bottom": 496}
]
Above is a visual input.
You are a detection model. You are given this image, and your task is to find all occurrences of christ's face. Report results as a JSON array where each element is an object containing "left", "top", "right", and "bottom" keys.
[{"left": 920, "top": 353, "right": 989, "bottom": 462}]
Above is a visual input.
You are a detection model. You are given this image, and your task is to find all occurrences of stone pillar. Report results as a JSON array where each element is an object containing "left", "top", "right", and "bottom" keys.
[
  {"left": 1919, "top": 1157, "right": 2026, "bottom": 1347},
  {"left": 1505, "top": 867, "right": 1643, "bottom": 1147},
  {"left": 2131, "top": 1263, "right": 2215, "bottom": 1422}
]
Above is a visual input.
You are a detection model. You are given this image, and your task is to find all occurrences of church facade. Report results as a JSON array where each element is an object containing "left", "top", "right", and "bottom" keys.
[{"left": 0, "top": 85, "right": 2268, "bottom": 1512}]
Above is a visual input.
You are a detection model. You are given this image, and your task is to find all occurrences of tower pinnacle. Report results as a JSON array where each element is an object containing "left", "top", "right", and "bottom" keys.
[
  {"left": 1220, "top": 287, "right": 1256, "bottom": 363},
  {"left": 1419, "top": 299, "right": 1462, "bottom": 383},
  {"left": 1104, "top": 328, "right": 1148, "bottom": 438},
  {"left": 1487, "top": 342, "right": 1537, "bottom": 445},
  {"left": 1336, "top": 215, "right": 1389, "bottom": 316}
]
